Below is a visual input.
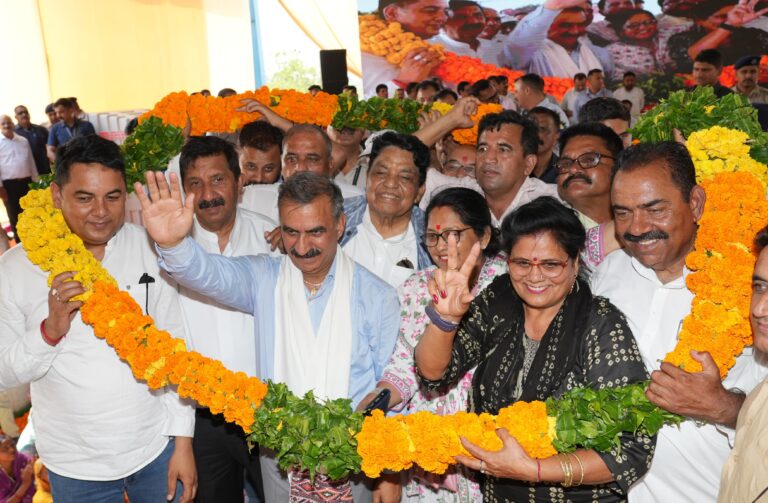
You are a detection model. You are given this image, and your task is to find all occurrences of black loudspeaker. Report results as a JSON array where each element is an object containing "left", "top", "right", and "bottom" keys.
[{"left": 320, "top": 49, "right": 348, "bottom": 95}]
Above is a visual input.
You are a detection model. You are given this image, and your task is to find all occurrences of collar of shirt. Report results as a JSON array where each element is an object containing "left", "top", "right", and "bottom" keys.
[
  {"left": 361, "top": 205, "right": 413, "bottom": 244},
  {"left": 430, "top": 32, "right": 490, "bottom": 53},
  {"left": 629, "top": 255, "right": 689, "bottom": 289}
]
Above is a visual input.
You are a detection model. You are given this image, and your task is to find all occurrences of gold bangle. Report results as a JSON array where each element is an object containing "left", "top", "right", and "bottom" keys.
[
  {"left": 559, "top": 453, "right": 573, "bottom": 488},
  {"left": 572, "top": 453, "right": 585, "bottom": 486}
]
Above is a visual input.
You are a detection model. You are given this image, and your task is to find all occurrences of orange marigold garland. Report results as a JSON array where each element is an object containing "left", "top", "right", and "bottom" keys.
[{"left": 451, "top": 103, "right": 503, "bottom": 145}]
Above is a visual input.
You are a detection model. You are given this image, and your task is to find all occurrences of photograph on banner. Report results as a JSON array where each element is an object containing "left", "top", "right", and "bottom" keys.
[{"left": 357, "top": 0, "right": 768, "bottom": 97}]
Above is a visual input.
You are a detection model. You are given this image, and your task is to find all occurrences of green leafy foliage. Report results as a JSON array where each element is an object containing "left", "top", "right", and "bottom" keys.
[
  {"left": 29, "top": 173, "right": 54, "bottom": 190},
  {"left": 121, "top": 117, "right": 184, "bottom": 192},
  {"left": 636, "top": 72, "right": 687, "bottom": 105},
  {"left": 331, "top": 95, "right": 428, "bottom": 134},
  {"left": 546, "top": 382, "right": 682, "bottom": 454},
  {"left": 632, "top": 87, "right": 768, "bottom": 163},
  {"left": 247, "top": 382, "right": 364, "bottom": 481}
]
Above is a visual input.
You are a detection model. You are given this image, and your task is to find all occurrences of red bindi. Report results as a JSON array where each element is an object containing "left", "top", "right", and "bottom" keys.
[{"left": 436, "top": 224, "right": 441, "bottom": 230}]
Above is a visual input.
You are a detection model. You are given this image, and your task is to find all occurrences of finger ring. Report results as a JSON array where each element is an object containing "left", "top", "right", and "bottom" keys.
[
  {"left": 51, "top": 288, "right": 58, "bottom": 297},
  {"left": 479, "top": 460, "right": 485, "bottom": 475}
]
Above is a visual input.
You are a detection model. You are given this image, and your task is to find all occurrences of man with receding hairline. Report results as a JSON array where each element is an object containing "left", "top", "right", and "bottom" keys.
[{"left": 0, "top": 114, "right": 38, "bottom": 241}]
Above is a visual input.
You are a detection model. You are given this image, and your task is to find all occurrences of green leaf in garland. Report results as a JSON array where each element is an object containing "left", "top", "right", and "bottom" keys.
[{"left": 121, "top": 116, "right": 184, "bottom": 192}]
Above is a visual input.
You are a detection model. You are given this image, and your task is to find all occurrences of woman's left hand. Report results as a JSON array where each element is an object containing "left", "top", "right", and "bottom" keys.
[{"left": 454, "top": 429, "right": 538, "bottom": 482}]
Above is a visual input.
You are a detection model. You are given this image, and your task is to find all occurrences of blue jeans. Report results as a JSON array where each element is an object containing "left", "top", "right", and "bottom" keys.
[{"left": 48, "top": 438, "right": 184, "bottom": 503}]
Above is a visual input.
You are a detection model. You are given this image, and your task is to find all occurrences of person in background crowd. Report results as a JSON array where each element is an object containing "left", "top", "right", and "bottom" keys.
[
  {"left": 46, "top": 97, "right": 96, "bottom": 163},
  {"left": 40, "top": 104, "right": 58, "bottom": 130},
  {"left": 475, "top": 110, "right": 559, "bottom": 228},
  {"left": 489, "top": 75, "right": 517, "bottom": 110},
  {"left": 471, "top": 79, "right": 499, "bottom": 104},
  {"left": 342, "top": 85, "right": 358, "bottom": 97},
  {"left": 572, "top": 69, "right": 613, "bottom": 123},
  {"left": 731, "top": 54, "right": 768, "bottom": 104},
  {"left": 503, "top": 0, "right": 614, "bottom": 79},
  {"left": 416, "top": 80, "right": 441, "bottom": 104},
  {"left": 592, "top": 141, "right": 768, "bottom": 502},
  {"left": 0, "top": 435, "right": 35, "bottom": 503},
  {"left": 605, "top": 9, "right": 673, "bottom": 80},
  {"left": 376, "top": 83, "right": 389, "bottom": 98},
  {"left": 587, "top": 0, "right": 638, "bottom": 45},
  {"left": 308, "top": 85, "right": 322, "bottom": 96},
  {"left": 514, "top": 73, "right": 570, "bottom": 127},
  {"left": 176, "top": 137, "right": 273, "bottom": 503},
  {"left": 612, "top": 71, "right": 646, "bottom": 119},
  {"left": 0, "top": 115, "right": 38, "bottom": 242},
  {"left": 13, "top": 106, "right": 50, "bottom": 176},
  {"left": 457, "top": 81, "right": 472, "bottom": 98},
  {"left": 656, "top": 0, "right": 697, "bottom": 31},
  {"left": 688, "top": 48, "right": 734, "bottom": 98},
  {"left": 441, "top": 142, "right": 477, "bottom": 179},
  {"left": 329, "top": 126, "right": 366, "bottom": 181},
  {"left": 718, "top": 226, "right": 768, "bottom": 502},
  {"left": 407, "top": 82, "right": 420, "bottom": 100},
  {"left": 499, "top": 14, "right": 518, "bottom": 35},
  {"left": 669, "top": 0, "right": 768, "bottom": 72},
  {"left": 561, "top": 73, "right": 587, "bottom": 119},
  {"left": 479, "top": 7, "right": 502, "bottom": 40},
  {"left": 394, "top": 88, "right": 406, "bottom": 99},
  {"left": 578, "top": 97, "right": 632, "bottom": 146},
  {"left": 0, "top": 135, "right": 196, "bottom": 502},
  {"left": 342, "top": 132, "right": 432, "bottom": 287},
  {"left": 556, "top": 123, "right": 623, "bottom": 270},
  {"left": 363, "top": 0, "right": 447, "bottom": 97},
  {"left": 141, "top": 170, "right": 399, "bottom": 502},
  {"left": 217, "top": 88, "right": 237, "bottom": 98},
  {"left": 238, "top": 120, "right": 284, "bottom": 186},
  {"left": 528, "top": 106, "right": 562, "bottom": 183},
  {"left": 358, "top": 188, "right": 505, "bottom": 503},
  {"left": 434, "top": 88, "right": 459, "bottom": 105},
  {"left": 431, "top": 1, "right": 495, "bottom": 61},
  {"left": 201, "top": 89, "right": 212, "bottom": 97}
]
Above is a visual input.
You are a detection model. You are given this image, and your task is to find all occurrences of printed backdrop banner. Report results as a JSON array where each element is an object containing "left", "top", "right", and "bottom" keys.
[{"left": 357, "top": 0, "right": 768, "bottom": 97}]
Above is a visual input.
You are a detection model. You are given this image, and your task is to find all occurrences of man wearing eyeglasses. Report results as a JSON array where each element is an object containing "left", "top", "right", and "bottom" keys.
[{"left": 556, "top": 123, "right": 624, "bottom": 231}]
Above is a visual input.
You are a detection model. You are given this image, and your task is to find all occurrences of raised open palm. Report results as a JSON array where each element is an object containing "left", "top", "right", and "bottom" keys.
[
  {"left": 134, "top": 171, "right": 195, "bottom": 248},
  {"left": 427, "top": 235, "right": 481, "bottom": 321}
]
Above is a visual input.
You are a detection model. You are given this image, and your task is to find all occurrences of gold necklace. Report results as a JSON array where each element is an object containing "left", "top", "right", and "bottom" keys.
[{"left": 303, "top": 278, "right": 324, "bottom": 297}]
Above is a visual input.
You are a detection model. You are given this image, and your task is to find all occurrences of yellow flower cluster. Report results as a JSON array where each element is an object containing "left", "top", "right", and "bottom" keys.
[
  {"left": 17, "top": 189, "right": 113, "bottom": 299},
  {"left": 665, "top": 128, "right": 768, "bottom": 376},
  {"left": 356, "top": 401, "right": 555, "bottom": 478},
  {"left": 358, "top": 14, "right": 444, "bottom": 65},
  {"left": 452, "top": 103, "right": 504, "bottom": 145},
  {"left": 18, "top": 189, "right": 268, "bottom": 431}
]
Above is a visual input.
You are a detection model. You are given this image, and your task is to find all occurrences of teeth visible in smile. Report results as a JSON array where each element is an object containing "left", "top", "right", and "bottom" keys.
[{"left": 639, "top": 239, "right": 658, "bottom": 245}]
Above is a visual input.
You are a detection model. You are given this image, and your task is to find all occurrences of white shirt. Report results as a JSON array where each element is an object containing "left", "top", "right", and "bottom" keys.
[
  {"left": 0, "top": 224, "right": 194, "bottom": 480},
  {"left": 490, "top": 176, "right": 560, "bottom": 228},
  {"left": 180, "top": 208, "right": 277, "bottom": 376},
  {"left": 343, "top": 206, "right": 419, "bottom": 288},
  {"left": 240, "top": 180, "right": 364, "bottom": 223},
  {"left": 335, "top": 164, "right": 368, "bottom": 188},
  {"left": 361, "top": 51, "right": 400, "bottom": 98},
  {"left": 613, "top": 86, "right": 646, "bottom": 118},
  {"left": 0, "top": 133, "right": 38, "bottom": 184},
  {"left": 591, "top": 250, "right": 768, "bottom": 502},
  {"left": 429, "top": 32, "right": 497, "bottom": 63}
]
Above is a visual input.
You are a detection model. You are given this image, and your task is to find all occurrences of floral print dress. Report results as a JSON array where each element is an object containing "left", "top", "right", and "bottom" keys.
[{"left": 380, "top": 255, "right": 507, "bottom": 503}]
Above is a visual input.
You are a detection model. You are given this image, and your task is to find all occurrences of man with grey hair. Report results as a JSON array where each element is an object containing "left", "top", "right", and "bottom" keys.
[{"left": 138, "top": 170, "right": 399, "bottom": 502}]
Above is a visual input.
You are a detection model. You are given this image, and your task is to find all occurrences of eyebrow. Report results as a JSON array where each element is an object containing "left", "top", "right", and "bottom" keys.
[
  {"left": 281, "top": 225, "right": 326, "bottom": 233},
  {"left": 753, "top": 275, "right": 767, "bottom": 282},
  {"left": 73, "top": 189, "right": 123, "bottom": 196}
]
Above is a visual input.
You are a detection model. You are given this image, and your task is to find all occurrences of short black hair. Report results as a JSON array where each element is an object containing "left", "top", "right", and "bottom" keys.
[
  {"left": 406, "top": 82, "right": 419, "bottom": 94},
  {"left": 501, "top": 196, "right": 586, "bottom": 259},
  {"left": 528, "top": 106, "right": 561, "bottom": 130},
  {"left": 376, "top": 83, "right": 388, "bottom": 93},
  {"left": 517, "top": 73, "right": 545, "bottom": 94},
  {"left": 606, "top": 9, "right": 655, "bottom": 33},
  {"left": 448, "top": 0, "right": 482, "bottom": 10},
  {"left": 613, "top": 141, "right": 697, "bottom": 202},
  {"left": 559, "top": 122, "right": 624, "bottom": 157},
  {"left": 435, "top": 89, "right": 458, "bottom": 102},
  {"left": 343, "top": 85, "right": 358, "bottom": 94},
  {"left": 579, "top": 97, "right": 631, "bottom": 124},
  {"left": 587, "top": 68, "right": 603, "bottom": 77},
  {"left": 308, "top": 85, "right": 322, "bottom": 92},
  {"left": 369, "top": 131, "right": 430, "bottom": 186},
  {"left": 278, "top": 171, "right": 344, "bottom": 221},
  {"left": 478, "top": 110, "right": 540, "bottom": 156},
  {"left": 55, "top": 135, "right": 125, "bottom": 186},
  {"left": 179, "top": 135, "right": 241, "bottom": 185},
  {"left": 756, "top": 226, "right": 768, "bottom": 253},
  {"left": 471, "top": 79, "right": 494, "bottom": 97},
  {"left": 239, "top": 120, "right": 284, "bottom": 153},
  {"left": 426, "top": 187, "right": 500, "bottom": 257},
  {"left": 418, "top": 80, "right": 441, "bottom": 93},
  {"left": 54, "top": 97, "right": 75, "bottom": 109},
  {"left": 45, "top": 103, "right": 55, "bottom": 114},
  {"left": 218, "top": 88, "right": 237, "bottom": 97},
  {"left": 458, "top": 81, "right": 471, "bottom": 93},
  {"left": 573, "top": 73, "right": 587, "bottom": 81},
  {"left": 489, "top": 75, "right": 509, "bottom": 85},
  {"left": 695, "top": 48, "right": 724, "bottom": 68},
  {"left": 623, "top": 71, "right": 636, "bottom": 78}
]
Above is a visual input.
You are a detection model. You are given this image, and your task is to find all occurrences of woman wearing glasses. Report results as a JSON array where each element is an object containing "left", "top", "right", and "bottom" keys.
[
  {"left": 415, "top": 197, "right": 653, "bottom": 503},
  {"left": 360, "top": 188, "right": 505, "bottom": 503},
  {"left": 604, "top": 9, "right": 672, "bottom": 81}
]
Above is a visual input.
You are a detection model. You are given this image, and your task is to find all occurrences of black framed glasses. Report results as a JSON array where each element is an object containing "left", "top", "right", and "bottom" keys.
[
  {"left": 422, "top": 227, "right": 473, "bottom": 247},
  {"left": 556, "top": 152, "right": 614, "bottom": 174}
]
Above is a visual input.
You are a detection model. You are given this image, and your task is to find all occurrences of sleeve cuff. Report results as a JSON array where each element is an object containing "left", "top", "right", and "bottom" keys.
[
  {"left": 27, "top": 321, "right": 63, "bottom": 357},
  {"left": 380, "top": 372, "right": 413, "bottom": 412},
  {"left": 162, "top": 410, "right": 196, "bottom": 438}
]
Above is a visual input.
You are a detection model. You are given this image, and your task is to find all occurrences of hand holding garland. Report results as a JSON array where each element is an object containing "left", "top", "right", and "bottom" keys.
[
  {"left": 413, "top": 97, "right": 479, "bottom": 147},
  {"left": 236, "top": 99, "right": 294, "bottom": 132},
  {"left": 396, "top": 48, "right": 442, "bottom": 86},
  {"left": 44, "top": 271, "right": 86, "bottom": 344}
]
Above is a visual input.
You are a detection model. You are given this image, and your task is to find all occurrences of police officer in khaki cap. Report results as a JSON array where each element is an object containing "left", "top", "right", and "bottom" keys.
[{"left": 732, "top": 55, "right": 768, "bottom": 104}]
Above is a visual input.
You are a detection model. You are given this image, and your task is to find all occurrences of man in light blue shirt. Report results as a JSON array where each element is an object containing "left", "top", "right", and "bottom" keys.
[
  {"left": 572, "top": 68, "right": 614, "bottom": 123},
  {"left": 137, "top": 170, "right": 399, "bottom": 502}
]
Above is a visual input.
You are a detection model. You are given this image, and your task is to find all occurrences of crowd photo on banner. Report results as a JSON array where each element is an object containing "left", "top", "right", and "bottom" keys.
[{"left": 3, "top": 0, "right": 768, "bottom": 503}]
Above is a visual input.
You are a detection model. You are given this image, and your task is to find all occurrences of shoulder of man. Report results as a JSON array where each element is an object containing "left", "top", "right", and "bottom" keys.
[{"left": 590, "top": 248, "right": 632, "bottom": 294}]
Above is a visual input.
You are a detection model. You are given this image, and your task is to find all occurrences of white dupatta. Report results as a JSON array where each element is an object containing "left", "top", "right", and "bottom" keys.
[
  {"left": 273, "top": 247, "right": 354, "bottom": 401},
  {"left": 529, "top": 38, "right": 603, "bottom": 78}
]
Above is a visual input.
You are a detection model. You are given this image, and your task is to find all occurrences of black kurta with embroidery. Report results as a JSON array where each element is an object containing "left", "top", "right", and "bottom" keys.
[{"left": 420, "top": 275, "right": 654, "bottom": 503}]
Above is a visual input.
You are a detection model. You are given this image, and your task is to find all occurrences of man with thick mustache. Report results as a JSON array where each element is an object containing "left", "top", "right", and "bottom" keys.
[
  {"left": 176, "top": 136, "right": 278, "bottom": 502},
  {"left": 429, "top": 1, "right": 498, "bottom": 62},
  {"left": 139, "top": 170, "right": 399, "bottom": 502},
  {"left": 731, "top": 54, "right": 768, "bottom": 104},
  {"left": 591, "top": 141, "right": 768, "bottom": 502},
  {"left": 474, "top": 110, "right": 559, "bottom": 228}
]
